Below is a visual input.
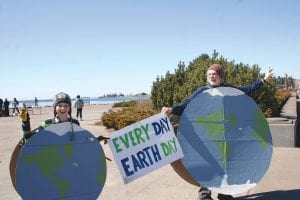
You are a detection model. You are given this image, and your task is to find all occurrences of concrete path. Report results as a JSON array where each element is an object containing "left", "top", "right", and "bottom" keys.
[{"left": 1, "top": 105, "right": 300, "bottom": 200}]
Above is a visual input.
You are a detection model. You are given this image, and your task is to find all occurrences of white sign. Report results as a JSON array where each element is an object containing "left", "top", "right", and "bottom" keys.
[{"left": 109, "top": 113, "right": 184, "bottom": 183}]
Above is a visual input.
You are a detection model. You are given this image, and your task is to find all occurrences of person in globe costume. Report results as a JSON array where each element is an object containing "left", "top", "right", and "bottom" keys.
[
  {"left": 10, "top": 92, "right": 81, "bottom": 191},
  {"left": 13, "top": 92, "right": 109, "bottom": 199},
  {"left": 161, "top": 64, "right": 274, "bottom": 200}
]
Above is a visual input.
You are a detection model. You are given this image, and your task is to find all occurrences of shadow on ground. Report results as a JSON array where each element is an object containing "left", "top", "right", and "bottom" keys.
[{"left": 236, "top": 189, "right": 300, "bottom": 200}]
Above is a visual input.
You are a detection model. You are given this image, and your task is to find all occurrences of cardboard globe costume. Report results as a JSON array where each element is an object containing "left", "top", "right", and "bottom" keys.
[
  {"left": 172, "top": 87, "right": 273, "bottom": 195},
  {"left": 10, "top": 92, "right": 107, "bottom": 200}
]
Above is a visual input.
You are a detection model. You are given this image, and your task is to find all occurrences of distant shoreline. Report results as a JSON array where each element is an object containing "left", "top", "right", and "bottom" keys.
[{"left": 8, "top": 96, "right": 150, "bottom": 108}]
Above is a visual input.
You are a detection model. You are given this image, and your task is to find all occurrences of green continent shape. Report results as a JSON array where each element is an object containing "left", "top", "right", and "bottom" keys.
[
  {"left": 196, "top": 110, "right": 231, "bottom": 169},
  {"left": 24, "top": 145, "right": 70, "bottom": 199},
  {"left": 63, "top": 144, "right": 75, "bottom": 160},
  {"left": 196, "top": 111, "right": 224, "bottom": 138},
  {"left": 225, "top": 114, "right": 238, "bottom": 129},
  {"left": 96, "top": 154, "right": 106, "bottom": 185},
  {"left": 252, "top": 109, "right": 270, "bottom": 149}
]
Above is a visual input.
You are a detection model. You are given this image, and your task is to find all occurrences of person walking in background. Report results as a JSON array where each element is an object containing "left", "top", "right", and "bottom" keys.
[
  {"left": 3, "top": 98, "right": 10, "bottom": 117},
  {"left": 0, "top": 98, "right": 3, "bottom": 116},
  {"left": 34, "top": 97, "right": 38, "bottom": 107},
  {"left": 12, "top": 97, "right": 20, "bottom": 116},
  {"left": 74, "top": 95, "right": 84, "bottom": 121},
  {"left": 161, "top": 64, "right": 274, "bottom": 200}
]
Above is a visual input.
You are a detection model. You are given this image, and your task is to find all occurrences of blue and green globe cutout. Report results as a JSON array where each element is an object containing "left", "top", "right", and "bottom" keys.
[
  {"left": 12, "top": 122, "right": 107, "bottom": 200},
  {"left": 174, "top": 87, "right": 273, "bottom": 195}
]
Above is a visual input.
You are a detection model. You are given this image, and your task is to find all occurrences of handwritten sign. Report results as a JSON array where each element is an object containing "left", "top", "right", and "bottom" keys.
[{"left": 108, "top": 113, "right": 184, "bottom": 183}]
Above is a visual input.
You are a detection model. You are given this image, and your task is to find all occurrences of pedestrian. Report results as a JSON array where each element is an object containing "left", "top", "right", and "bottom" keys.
[
  {"left": 0, "top": 98, "right": 3, "bottom": 116},
  {"left": 34, "top": 97, "right": 38, "bottom": 107},
  {"left": 161, "top": 64, "right": 274, "bottom": 200},
  {"left": 12, "top": 97, "right": 20, "bottom": 116},
  {"left": 74, "top": 95, "right": 84, "bottom": 121},
  {"left": 19, "top": 92, "right": 80, "bottom": 141},
  {"left": 3, "top": 98, "right": 10, "bottom": 117}
]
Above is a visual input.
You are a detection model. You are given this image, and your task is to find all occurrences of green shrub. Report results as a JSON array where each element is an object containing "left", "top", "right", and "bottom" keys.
[
  {"left": 253, "top": 86, "right": 290, "bottom": 117},
  {"left": 273, "top": 89, "right": 290, "bottom": 116},
  {"left": 101, "top": 107, "right": 158, "bottom": 130},
  {"left": 112, "top": 100, "right": 137, "bottom": 108}
]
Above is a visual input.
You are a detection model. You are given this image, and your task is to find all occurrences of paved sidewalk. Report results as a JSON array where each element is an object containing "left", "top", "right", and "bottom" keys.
[{"left": 1, "top": 105, "right": 300, "bottom": 200}]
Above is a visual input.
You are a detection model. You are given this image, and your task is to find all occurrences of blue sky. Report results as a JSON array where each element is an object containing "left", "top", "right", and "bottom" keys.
[{"left": 1, "top": 0, "right": 299, "bottom": 100}]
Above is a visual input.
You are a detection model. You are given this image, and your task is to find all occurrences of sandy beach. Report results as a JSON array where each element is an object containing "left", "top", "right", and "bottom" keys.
[{"left": 1, "top": 104, "right": 300, "bottom": 200}]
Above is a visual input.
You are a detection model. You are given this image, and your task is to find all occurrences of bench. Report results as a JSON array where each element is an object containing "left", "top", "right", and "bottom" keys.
[{"left": 23, "top": 102, "right": 42, "bottom": 115}]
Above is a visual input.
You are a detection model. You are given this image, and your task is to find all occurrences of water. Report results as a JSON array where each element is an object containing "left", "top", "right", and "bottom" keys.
[{"left": 17, "top": 96, "right": 149, "bottom": 108}]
